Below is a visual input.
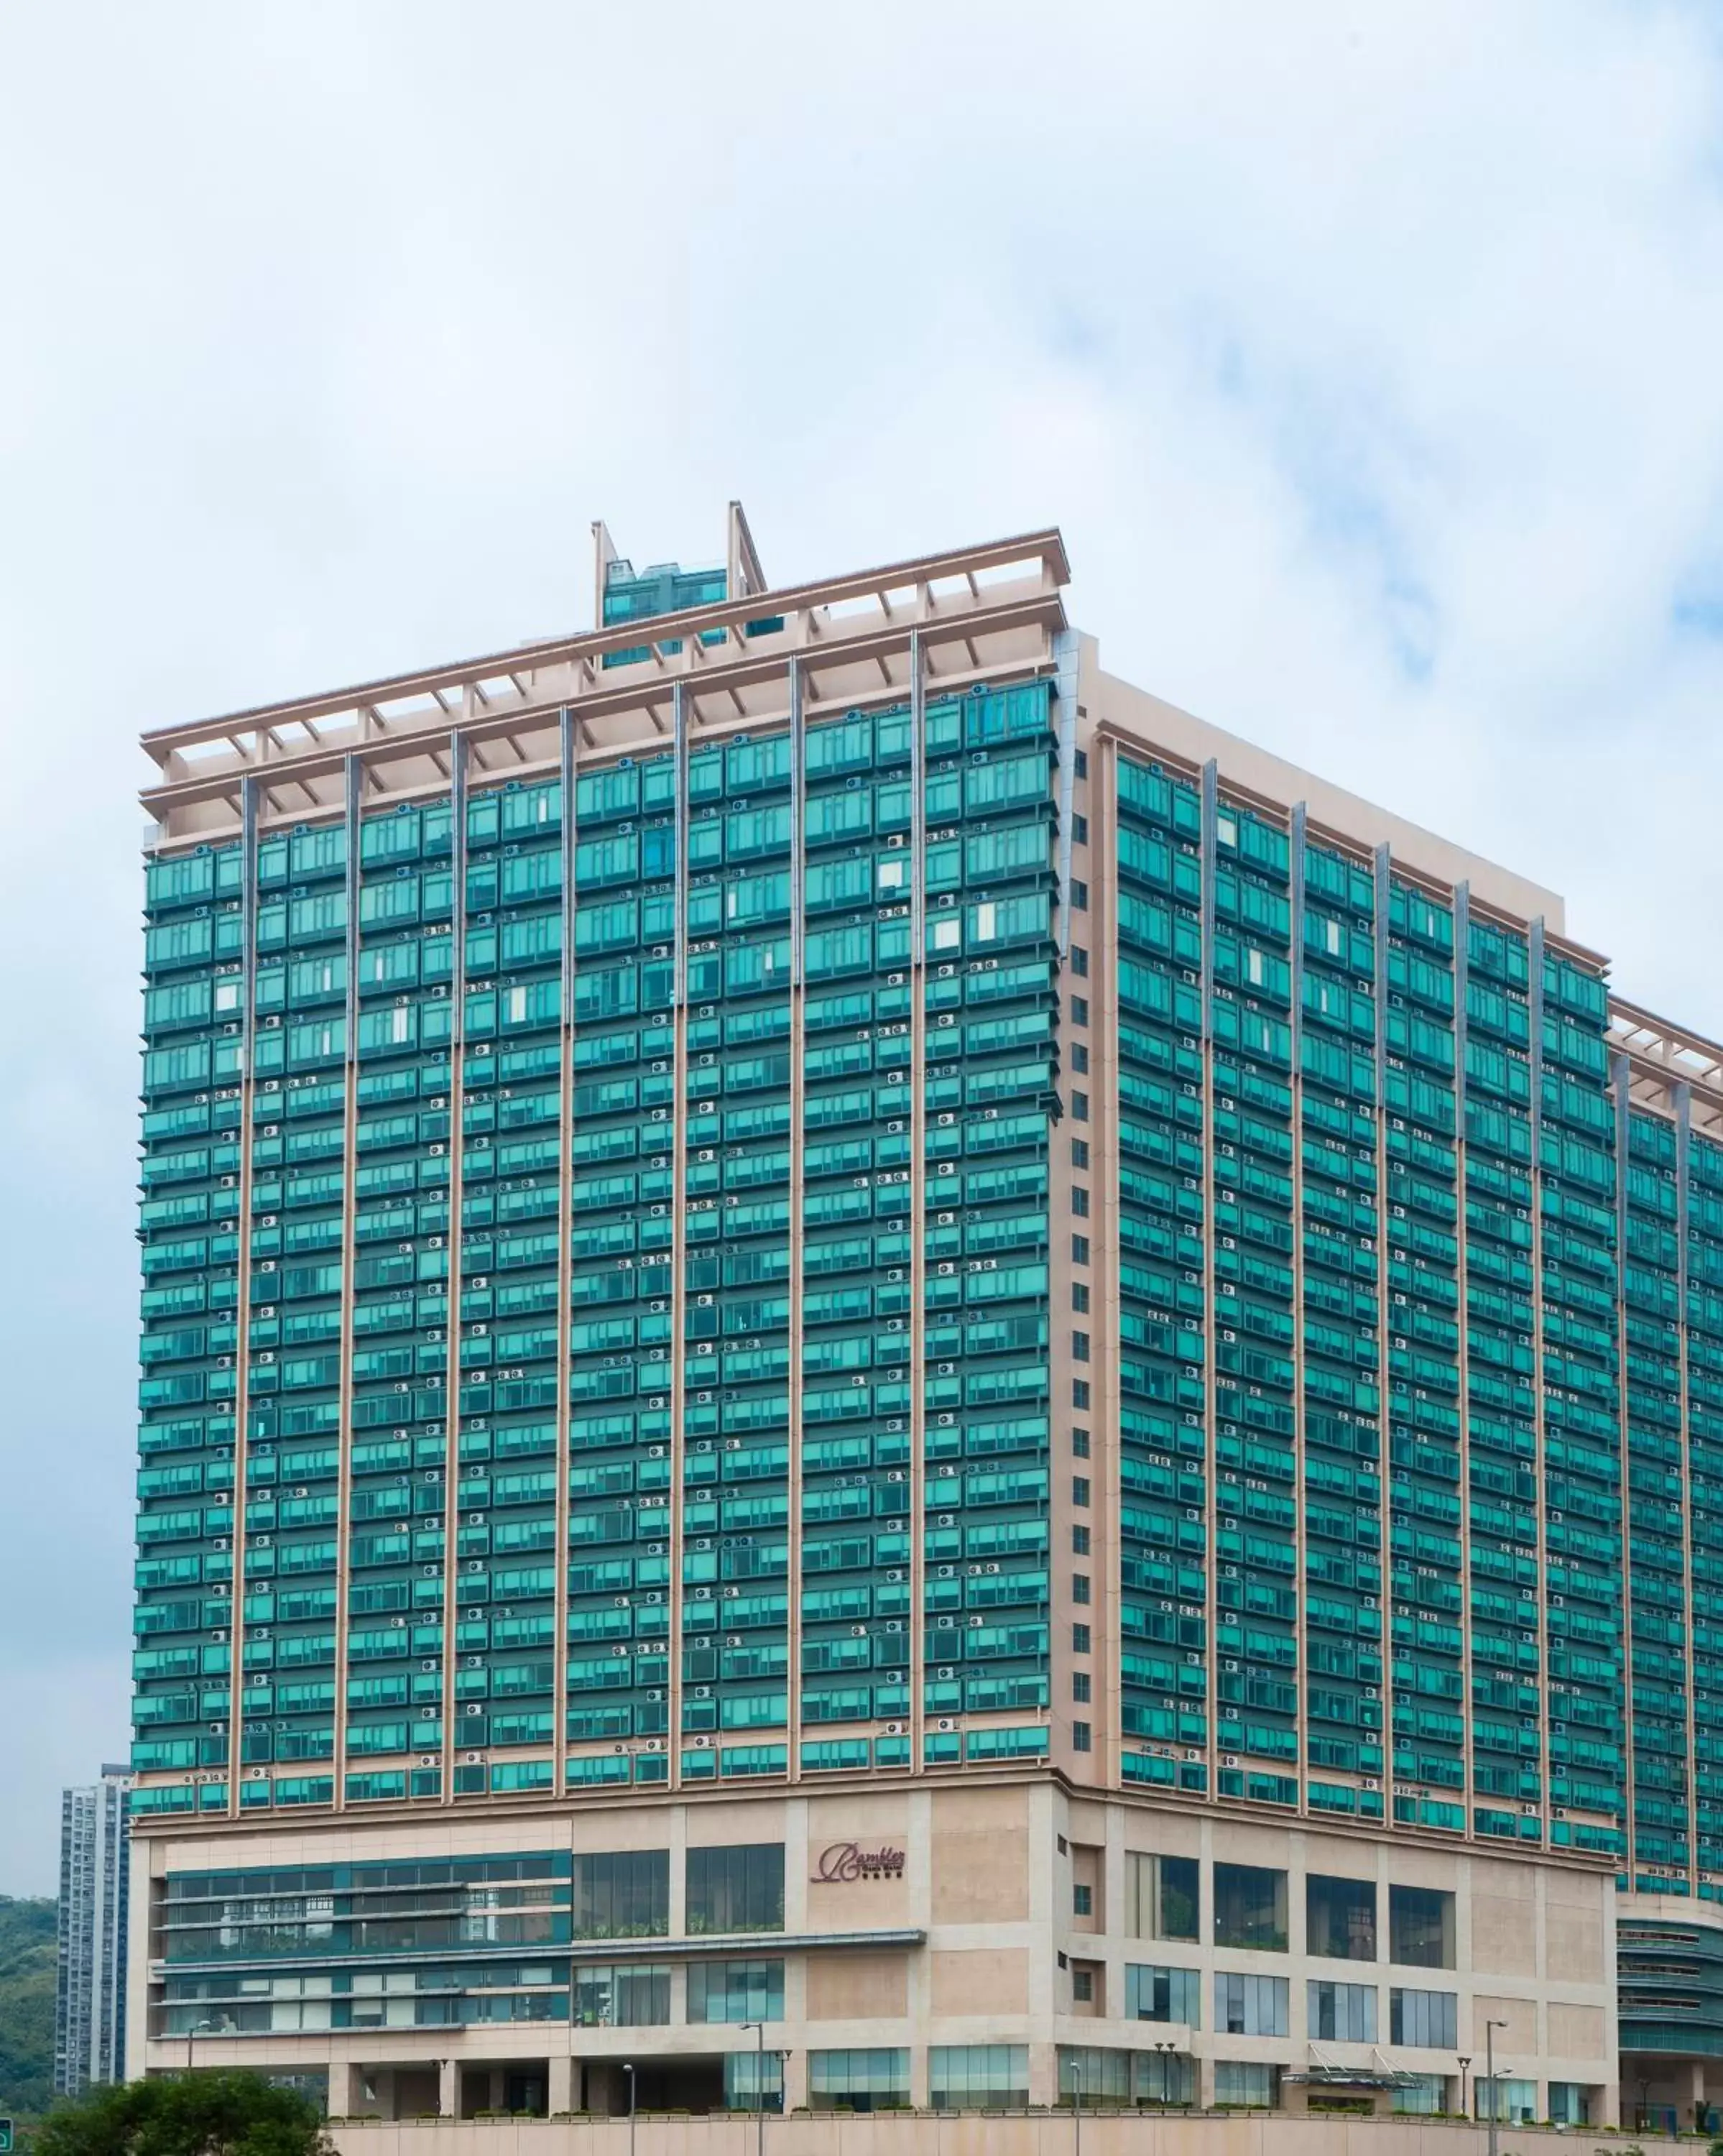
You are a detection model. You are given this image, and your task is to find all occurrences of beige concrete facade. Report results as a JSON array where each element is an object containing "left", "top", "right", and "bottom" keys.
[
  {"left": 132, "top": 1778, "right": 1618, "bottom": 2122},
  {"left": 319, "top": 2122, "right": 1640, "bottom": 2156}
]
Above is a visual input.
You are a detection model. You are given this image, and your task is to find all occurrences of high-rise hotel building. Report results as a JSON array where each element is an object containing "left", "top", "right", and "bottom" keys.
[{"left": 128, "top": 513, "right": 1723, "bottom": 2126}]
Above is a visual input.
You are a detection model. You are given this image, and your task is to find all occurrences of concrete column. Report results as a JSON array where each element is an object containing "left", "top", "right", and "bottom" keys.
[
  {"left": 437, "top": 2058, "right": 458, "bottom": 2119},
  {"left": 668, "top": 1800, "right": 688, "bottom": 1935},
  {"left": 905, "top": 1784, "right": 933, "bottom": 2111},
  {"left": 325, "top": 2061, "right": 354, "bottom": 2117},
  {"left": 780, "top": 2045, "right": 808, "bottom": 2114},
  {"left": 783, "top": 1795, "right": 809, "bottom": 1932},
  {"left": 909, "top": 2039, "right": 929, "bottom": 2109},
  {"left": 548, "top": 2055, "right": 574, "bottom": 2115}
]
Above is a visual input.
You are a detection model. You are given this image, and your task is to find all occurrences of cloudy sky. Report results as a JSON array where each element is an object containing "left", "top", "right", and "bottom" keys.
[{"left": 1, "top": 0, "right": 1720, "bottom": 1889}]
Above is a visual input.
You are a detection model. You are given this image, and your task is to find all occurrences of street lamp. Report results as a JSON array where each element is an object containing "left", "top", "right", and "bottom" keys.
[
  {"left": 185, "top": 2017, "right": 219, "bottom": 2074},
  {"left": 1485, "top": 2019, "right": 1510, "bottom": 2156},
  {"left": 1157, "top": 2039, "right": 1181, "bottom": 2108},
  {"left": 1071, "top": 2054, "right": 1082, "bottom": 2156},
  {"left": 739, "top": 2023, "right": 783, "bottom": 2156},
  {"left": 1458, "top": 2055, "right": 1472, "bottom": 2120},
  {"left": 622, "top": 2063, "right": 635, "bottom": 2156}
]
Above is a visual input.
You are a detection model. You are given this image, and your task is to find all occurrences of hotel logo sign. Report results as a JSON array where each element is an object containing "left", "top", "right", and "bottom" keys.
[{"left": 811, "top": 1841, "right": 905, "bottom": 1884}]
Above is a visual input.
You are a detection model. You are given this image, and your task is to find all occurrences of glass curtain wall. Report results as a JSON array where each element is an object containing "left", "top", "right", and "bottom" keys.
[{"left": 135, "top": 680, "right": 1062, "bottom": 1813}]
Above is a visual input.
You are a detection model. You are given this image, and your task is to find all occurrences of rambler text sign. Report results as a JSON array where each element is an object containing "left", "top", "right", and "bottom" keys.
[{"left": 811, "top": 1841, "right": 906, "bottom": 1884}]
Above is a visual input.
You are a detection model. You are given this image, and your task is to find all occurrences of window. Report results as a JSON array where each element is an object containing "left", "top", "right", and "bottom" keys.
[
  {"left": 1075, "top": 1717, "right": 1093, "bottom": 1750},
  {"left": 1072, "top": 1475, "right": 1090, "bottom": 1505},
  {"left": 686, "top": 1958, "right": 783, "bottom": 2024},
  {"left": 1072, "top": 814, "right": 1089, "bottom": 844},
  {"left": 1389, "top": 1885, "right": 1454, "bottom": 1968},
  {"left": 1072, "top": 1092, "right": 1089, "bottom": 1122},
  {"left": 1477, "top": 2079, "right": 1535, "bottom": 2125},
  {"left": 1214, "top": 1864, "right": 1287, "bottom": 1951},
  {"left": 1215, "top": 1972, "right": 1288, "bottom": 2036},
  {"left": 1071, "top": 1381, "right": 1090, "bottom": 1408},
  {"left": 1070, "top": 946, "right": 1089, "bottom": 977},
  {"left": 1126, "top": 1853, "right": 1198, "bottom": 1941},
  {"left": 1071, "top": 995, "right": 1089, "bottom": 1026},
  {"left": 1071, "top": 1138, "right": 1090, "bottom": 1169},
  {"left": 1308, "top": 1979, "right": 1377, "bottom": 2042},
  {"left": 1390, "top": 1987, "right": 1456, "bottom": 2047},
  {"left": 808, "top": 2050, "right": 909, "bottom": 2113},
  {"left": 1306, "top": 1874, "right": 1375, "bottom": 1961},
  {"left": 1072, "top": 1574, "right": 1091, "bottom": 1605},
  {"left": 1071, "top": 879, "right": 1089, "bottom": 911},
  {"left": 1071, "top": 1044, "right": 1089, "bottom": 1073},
  {"left": 1214, "top": 2062, "right": 1278, "bottom": 2109},
  {"left": 1071, "top": 1968, "right": 1094, "bottom": 2002},
  {"left": 1073, "top": 1884, "right": 1092, "bottom": 1917},
  {"left": 930, "top": 2045, "right": 1027, "bottom": 2109},
  {"left": 1073, "top": 750, "right": 1088, "bottom": 778},
  {"left": 1072, "top": 1672, "right": 1091, "bottom": 1703},
  {"left": 1547, "top": 2084, "right": 1592, "bottom": 2127},
  {"left": 686, "top": 1843, "right": 784, "bottom": 1935},
  {"left": 1072, "top": 1526, "right": 1090, "bottom": 1555},
  {"left": 1071, "top": 1426, "right": 1090, "bottom": 1457},
  {"left": 1126, "top": 1963, "right": 1201, "bottom": 2025},
  {"left": 1071, "top": 1284, "right": 1090, "bottom": 1314},
  {"left": 1071, "top": 1332, "right": 1090, "bottom": 1362},
  {"left": 1071, "top": 1623, "right": 1091, "bottom": 1654},
  {"left": 571, "top": 1963, "right": 670, "bottom": 2027},
  {"left": 1392, "top": 2076, "right": 1449, "bottom": 2116},
  {"left": 1071, "top": 1233, "right": 1090, "bottom": 1266},
  {"left": 724, "top": 2050, "right": 784, "bottom": 2112},
  {"left": 1071, "top": 1187, "right": 1089, "bottom": 1217},
  {"left": 571, "top": 1849, "right": 668, "bottom": 1939}
]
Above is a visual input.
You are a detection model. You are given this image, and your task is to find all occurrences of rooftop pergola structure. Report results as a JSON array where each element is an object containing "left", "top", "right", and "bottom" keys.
[{"left": 139, "top": 511, "right": 1071, "bottom": 851}]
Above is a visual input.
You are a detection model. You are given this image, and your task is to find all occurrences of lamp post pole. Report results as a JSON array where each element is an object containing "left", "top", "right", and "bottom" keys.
[
  {"left": 1072, "top": 2057, "right": 1082, "bottom": 2156},
  {"left": 622, "top": 2063, "right": 635, "bottom": 2156},
  {"left": 185, "top": 2018, "right": 218, "bottom": 2074},
  {"left": 1458, "top": 2055, "right": 1472, "bottom": 2121},
  {"left": 1486, "top": 2019, "right": 1509, "bottom": 2156},
  {"left": 740, "top": 2023, "right": 767, "bottom": 2156}
]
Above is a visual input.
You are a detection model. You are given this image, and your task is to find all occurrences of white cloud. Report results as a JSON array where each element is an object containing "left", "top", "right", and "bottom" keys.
[{"left": 0, "top": 0, "right": 1720, "bottom": 1881}]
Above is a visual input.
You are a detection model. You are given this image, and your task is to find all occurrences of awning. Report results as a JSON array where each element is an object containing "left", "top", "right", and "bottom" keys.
[{"left": 1285, "top": 2065, "right": 1429, "bottom": 2090}]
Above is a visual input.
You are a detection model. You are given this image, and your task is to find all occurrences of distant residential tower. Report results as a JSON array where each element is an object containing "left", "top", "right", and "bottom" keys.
[{"left": 57, "top": 1764, "right": 130, "bottom": 2096}]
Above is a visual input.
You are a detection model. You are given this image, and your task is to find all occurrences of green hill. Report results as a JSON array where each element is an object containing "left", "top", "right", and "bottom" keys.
[{"left": 0, "top": 1897, "right": 59, "bottom": 2119}]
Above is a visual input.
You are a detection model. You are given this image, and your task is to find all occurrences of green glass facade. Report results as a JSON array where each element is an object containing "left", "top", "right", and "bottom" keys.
[
  {"left": 1104, "top": 752, "right": 1620, "bottom": 1850},
  {"left": 134, "top": 664, "right": 1061, "bottom": 1816}
]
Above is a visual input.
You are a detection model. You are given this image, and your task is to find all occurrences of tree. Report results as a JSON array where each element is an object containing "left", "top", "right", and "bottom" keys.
[
  {"left": 34, "top": 2073, "right": 332, "bottom": 2156},
  {"left": 0, "top": 1897, "right": 57, "bottom": 2119}
]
